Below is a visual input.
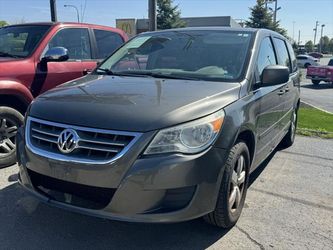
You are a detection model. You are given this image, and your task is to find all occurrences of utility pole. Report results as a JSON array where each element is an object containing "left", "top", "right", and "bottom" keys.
[
  {"left": 273, "top": 0, "right": 278, "bottom": 23},
  {"left": 268, "top": 0, "right": 281, "bottom": 24},
  {"left": 148, "top": 0, "right": 157, "bottom": 31},
  {"left": 298, "top": 30, "right": 301, "bottom": 46},
  {"left": 320, "top": 24, "right": 325, "bottom": 53},
  {"left": 50, "top": 0, "right": 57, "bottom": 22},
  {"left": 313, "top": 21, "right": 319, "bottom": 51}
]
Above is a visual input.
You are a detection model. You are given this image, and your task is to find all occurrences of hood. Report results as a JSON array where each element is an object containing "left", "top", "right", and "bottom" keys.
[{"left": 30, "top": 74, "right": 240, "bottom": 132}]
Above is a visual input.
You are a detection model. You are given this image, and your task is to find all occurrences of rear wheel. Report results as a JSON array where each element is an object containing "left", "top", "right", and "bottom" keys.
[
  {"left": 280, "top": 108, "right": 298, "bottom": 148},
  {"left": 204, "top": 141, "right": 250, "bottom": 228},
  {"left": 0, "top": 107, "right": 24, "bottom": 168},
  {"left": 312, "top": 80, "right": 320, "bottom": 85}
]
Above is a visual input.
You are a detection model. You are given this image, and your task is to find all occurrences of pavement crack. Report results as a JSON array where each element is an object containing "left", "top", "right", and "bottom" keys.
[
  {"left": 281, "top": 151, "right": 333, "bottom": 162},
  {"left": 251, "top": 188, "right": 333, "bottom": 212},
  {"left": 236, "top": 225, "right": 265, "bottom": 250}
]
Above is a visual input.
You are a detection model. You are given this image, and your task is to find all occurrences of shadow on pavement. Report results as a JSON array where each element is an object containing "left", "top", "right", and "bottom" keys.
[
  {"left": 0, "top": 183, "right": 229, "bottom": 250},
  {"left": 249, "top": 150, "right": 277, "bottom": 187},
  {"left": 0, "top": 147, "right": 281, "bottom": 249},
  {"left": 301, "top": 83, "right": 333, "bottom": 89}
]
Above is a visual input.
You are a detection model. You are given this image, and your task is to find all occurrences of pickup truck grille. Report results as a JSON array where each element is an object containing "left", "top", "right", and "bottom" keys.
[{"left": 26, "top": 117, "right": 141, "bottom": 164}]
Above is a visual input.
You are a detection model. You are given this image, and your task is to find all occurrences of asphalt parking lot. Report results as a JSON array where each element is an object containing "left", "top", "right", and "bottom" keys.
[
  {"left": 300, "top": 56, "right": 333, "bottom": 113},
  {"left": 0, "top": 136, "right": 332, "bottom": 250}
]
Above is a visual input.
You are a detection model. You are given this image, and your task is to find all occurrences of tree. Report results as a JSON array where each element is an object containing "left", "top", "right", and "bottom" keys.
[
  {"left": 0, "top": 20, "right": 8, "bottom": 27},
  {"left": 157, "top": 0, "right": 186, "bottom": 30},
  {"left": 246, "top": 0, "right": 287, "bottom": 36},
  {"left": 305, "top": 40, "right": 314, "bottom": 52},
  {"left": 329, "top": 38, "right": 333, "bottom": 54},
  {"left": 319, "top": 36, "right": 330, "bottom": 53}
]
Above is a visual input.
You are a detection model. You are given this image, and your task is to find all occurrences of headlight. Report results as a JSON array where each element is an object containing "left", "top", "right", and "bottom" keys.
[{"left": 144, "top": 110, "right": 225, "bottom": 155}]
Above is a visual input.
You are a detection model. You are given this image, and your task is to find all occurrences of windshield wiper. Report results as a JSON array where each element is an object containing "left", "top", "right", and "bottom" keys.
[
  {"left": 95, "top": 68, "right": 150, "bottom": 78},
  {"left": 0, "top": 51, "right": 23, "bottom": 58},
  {"left": 96, "top": 68, "right": 201, "bottom": 81},
  {"left": 114, "top": 71, "right": 201, "bottom": 81},
  {"left": 95, "top": 67, "right": 115, "bottom": 75}
]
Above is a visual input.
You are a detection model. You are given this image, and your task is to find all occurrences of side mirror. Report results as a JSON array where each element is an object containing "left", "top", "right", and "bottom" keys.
[
  {"left": 261, "top": 65, "right": 289, "bottom": 87},
  {"left": 41, "top": 47, "right": 69, "bottom": 63}
]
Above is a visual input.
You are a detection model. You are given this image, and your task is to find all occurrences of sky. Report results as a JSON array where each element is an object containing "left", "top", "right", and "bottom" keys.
[{"left": 0, "top": 0, "right": 332, "bottom": 44}]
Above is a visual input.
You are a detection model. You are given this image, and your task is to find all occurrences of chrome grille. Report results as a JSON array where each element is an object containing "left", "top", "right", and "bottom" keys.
[{"left": 26, "top": 117, "right": 142, "bottom": 164}]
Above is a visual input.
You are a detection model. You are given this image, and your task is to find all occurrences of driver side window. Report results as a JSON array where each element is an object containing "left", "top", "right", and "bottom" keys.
[
  {"left": 45, "top": 28, "right": 91, "bottom": 60},
  {"left": 257, "top": 37, "right": 277, "bottom": 76}
]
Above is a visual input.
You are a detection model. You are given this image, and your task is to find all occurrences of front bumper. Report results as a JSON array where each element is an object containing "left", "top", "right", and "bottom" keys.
[{"left": 17, "top": 127, "right": 228, "bottom": 223}]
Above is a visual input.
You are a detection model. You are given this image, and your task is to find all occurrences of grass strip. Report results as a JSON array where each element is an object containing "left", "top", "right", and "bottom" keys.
[{"left": 297, "top": 107, "right": 333, "bottom": 139}]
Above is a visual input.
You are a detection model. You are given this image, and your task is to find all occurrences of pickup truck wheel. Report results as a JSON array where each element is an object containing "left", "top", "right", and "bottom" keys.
[
  {"left": 203, "top": 141, "right": 250, "bottom": 228},
  {"left": 312, "top": 80, "right": 320, "bottom": 85},
  {"left": 0, "top": 107, "right": 24, "bottom": 168},
  {"left": 280, "top": 108, "right": 298, "bottom": 149},
  {"left": 304, "top": 63, "right": 310, "bottom": 68}
]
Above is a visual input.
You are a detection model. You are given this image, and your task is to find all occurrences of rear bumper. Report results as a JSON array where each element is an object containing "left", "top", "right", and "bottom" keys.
[
  {"left": 17, "top": 127, "right": 228, "bottom": 223},
  {"left": 306, "top": 75, "right": 332, "bottom": 82}
]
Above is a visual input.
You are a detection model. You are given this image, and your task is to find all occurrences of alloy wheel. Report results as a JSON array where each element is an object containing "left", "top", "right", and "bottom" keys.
[
  {"left": 0, "top": 118, "right": 18, "bottom": 157},
  {"left": 291, "top": 111, "right": 297, "bottom": 140},
  {"left": 229, "top": 155, "right": 246, "bottom": 213}
]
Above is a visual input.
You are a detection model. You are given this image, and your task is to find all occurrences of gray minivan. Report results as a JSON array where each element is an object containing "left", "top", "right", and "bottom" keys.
[{"left": 17, "top": 28, "right": 300, "bottom": 228}]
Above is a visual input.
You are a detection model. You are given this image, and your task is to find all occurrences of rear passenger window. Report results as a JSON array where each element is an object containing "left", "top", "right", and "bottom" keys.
[
  {"left": 273, "top": 38, "right": 291, "bottom": 72},
  {"left": 257, "top": 37, "right": 277, "bottom": 76},
  {"left": 47, "top": 28, "right": 91, "bottom": 60},
  {"left": 94, "top": 29, "right": 124, "bottom": 59},
  {"left": 286, "top": 41, "right": 297, "bottom": 72}
]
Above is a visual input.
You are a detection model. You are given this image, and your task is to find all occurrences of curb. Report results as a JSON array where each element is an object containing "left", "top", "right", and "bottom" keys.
[{"left": 300, "top": 101, "right": 333, "bottom": 115}]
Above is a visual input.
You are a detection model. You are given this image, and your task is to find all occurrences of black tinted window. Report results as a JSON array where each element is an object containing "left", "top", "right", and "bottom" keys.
[
  {"left": 257, "top": 37, "right": 277, "bottom": 75},
  {"left": 94, "top": 29, "right": 124, "bottom": 59},
  {"left": 47, "top": 28, "right": 91, "bottom": 60},
  {"left": 286, "top": 41, "right": 297, "bottom": 72},
  {"left": 274, "top": 38, "right": 291, "bottom": 72}
]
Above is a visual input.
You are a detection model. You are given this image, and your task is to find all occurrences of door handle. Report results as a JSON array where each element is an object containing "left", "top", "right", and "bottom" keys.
[{"left": 277, "top": 89, "right": 285, "bottom": 95}]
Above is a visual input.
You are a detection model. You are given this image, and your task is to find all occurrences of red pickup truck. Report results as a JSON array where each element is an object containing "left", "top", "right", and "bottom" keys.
[
  {"left": 306, "top": 58, "right": 333, "bottom": 85},
  {"left": 0, "top": 22, "right": 127, "bottom": 167}
]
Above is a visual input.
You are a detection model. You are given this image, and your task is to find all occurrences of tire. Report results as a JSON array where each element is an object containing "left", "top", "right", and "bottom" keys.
[
  {"left": 204, "top": 141, "right": 250, "bottom": 228},
  {"left": 304, "top": 63, "right": 310, "bottom": 68},
  {"left": 0, "top": 106, "right": 24, "bottom": 168},
  {"left": 312, "top": 80, "right": 320, "bottom": 85},
  {"left": 280, "top": 108, "right": 298, "bottom": 149}
]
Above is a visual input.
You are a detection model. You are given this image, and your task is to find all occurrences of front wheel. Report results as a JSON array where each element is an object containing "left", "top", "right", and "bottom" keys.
[
  {"left": 312, "top": 80, "right": 320, "bottom": 85},
  {"left": 204, "top": 141, "right": 250, "bottom": 228},
  {"left": 0, "top": 107, "right": 24, "bottom": 168}
]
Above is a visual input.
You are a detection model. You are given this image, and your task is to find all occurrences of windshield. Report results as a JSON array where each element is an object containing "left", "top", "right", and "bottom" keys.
[
  {"left": 96, "top": 30, "right": 253, "bottom": 82},
  {"left": 0, "top": 25, "right": 51, "bottom": 58}
]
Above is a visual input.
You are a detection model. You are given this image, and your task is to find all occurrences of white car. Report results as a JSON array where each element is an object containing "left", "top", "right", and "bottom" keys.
[{"left": 296, "top": 54, "right": 319, "bottom": 68}]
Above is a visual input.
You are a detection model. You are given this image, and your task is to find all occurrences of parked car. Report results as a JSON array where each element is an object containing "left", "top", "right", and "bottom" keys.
[
  {"left": 296, "top": 54, "right": 319, "bottom": 68},
  {"left": 308, "top": 52, "right": 323, "bottom": 59},
  {"left": 306, "top": 58, "right": 333, "bottom": 85},
  {"left": 17, "top": 28, "right": 300, "bottom": 228},
  {"left": 0, "top": 22, "right": 127, "bottom": 167}
]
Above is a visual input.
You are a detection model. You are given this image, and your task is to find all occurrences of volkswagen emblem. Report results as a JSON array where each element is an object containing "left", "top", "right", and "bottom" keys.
[{"left": 57, "top": 128, "right": 79, "bottom": 154}]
